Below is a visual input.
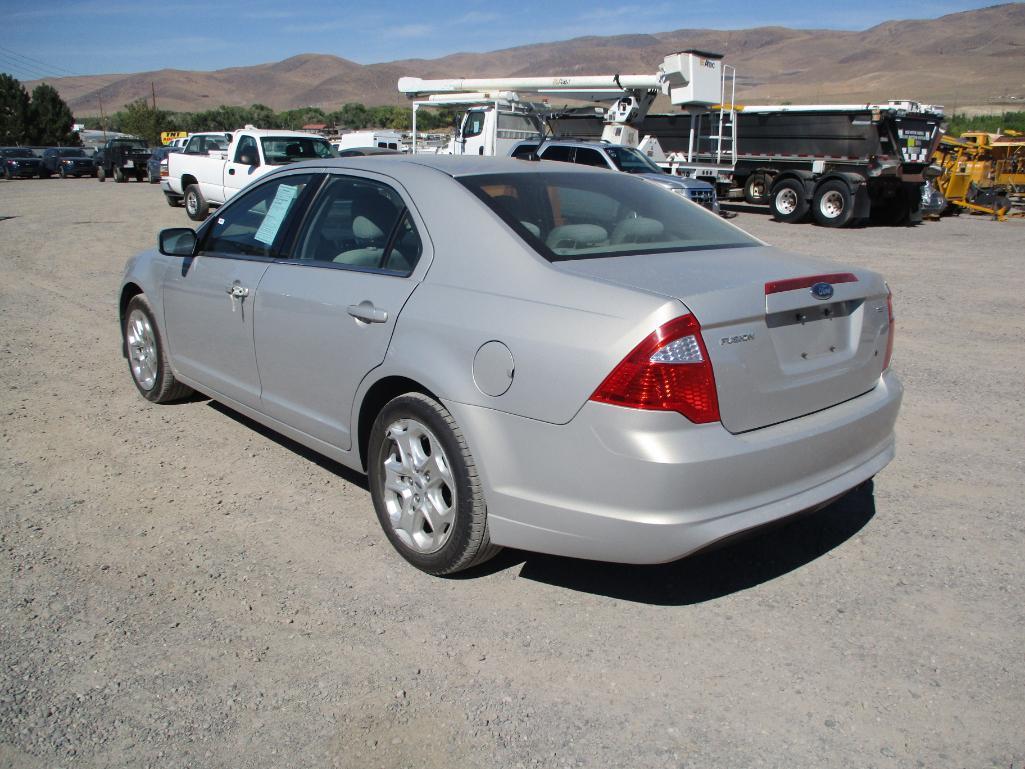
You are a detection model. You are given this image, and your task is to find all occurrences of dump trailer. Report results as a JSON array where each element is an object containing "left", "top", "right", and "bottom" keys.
[{"left": 549, "top": 102, "right": 945, "bottom": 227}]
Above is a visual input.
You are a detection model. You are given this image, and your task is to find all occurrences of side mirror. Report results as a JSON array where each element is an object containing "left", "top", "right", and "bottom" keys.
[{"left": 159, "top": 227, "right": 197, "bottom": 257}]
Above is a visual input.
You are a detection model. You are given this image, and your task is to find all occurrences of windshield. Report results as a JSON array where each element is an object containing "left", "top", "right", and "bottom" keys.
[
  {"left": 59, "top": 149, "right": 86, "bottom": 157},
  {"left": 261, "top": 136, "right": 337, "bottom": 165},
  {"left": 113, "top": 140, "right": 148, "bottom": 150},
  {"left": 605, "top": 146, "right": 664, "bottom": 174},
  {"left": 460, "top": 171, "right": 756, "bottom": 262}
]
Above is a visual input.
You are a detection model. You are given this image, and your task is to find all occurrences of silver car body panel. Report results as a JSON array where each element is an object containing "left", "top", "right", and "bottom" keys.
[{"left": 121, "top": 155, "right": 903, "bottom": 565}]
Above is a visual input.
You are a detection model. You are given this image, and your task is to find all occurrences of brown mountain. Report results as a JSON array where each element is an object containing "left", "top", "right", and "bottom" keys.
[{"left": 28, "top": 3, "right": 1025, "bottom": 116}]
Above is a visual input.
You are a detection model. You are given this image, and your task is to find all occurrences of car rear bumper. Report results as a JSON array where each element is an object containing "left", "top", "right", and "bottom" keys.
[{"left": 445, "top": 370, "right": 902, "bottom": 564}]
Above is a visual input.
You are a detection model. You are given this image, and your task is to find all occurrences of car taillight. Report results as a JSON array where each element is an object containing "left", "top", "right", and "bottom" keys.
[
  {"left": 883, "top": 286, "right": 895, "bottom": 370},
  {"left": 590, "top": 314, "right": 720, "bottom": 424}
]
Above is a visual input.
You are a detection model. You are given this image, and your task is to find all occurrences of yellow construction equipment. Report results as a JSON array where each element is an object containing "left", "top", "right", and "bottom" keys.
[{"left": 933, "top": 131, "right": 1025, "bottom": 220}]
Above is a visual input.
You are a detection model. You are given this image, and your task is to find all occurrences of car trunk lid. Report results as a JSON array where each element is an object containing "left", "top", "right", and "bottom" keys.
[{"left": 555, "top": 245, "right": 891, "bottom": 433}]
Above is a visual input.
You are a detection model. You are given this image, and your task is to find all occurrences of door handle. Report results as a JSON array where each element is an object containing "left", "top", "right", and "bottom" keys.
[
  {"left": 226, "top": 284, "right": 250, "bottom": 298},
  {"left": 347, "top": 301, "right": 388, "bottom": 324}
]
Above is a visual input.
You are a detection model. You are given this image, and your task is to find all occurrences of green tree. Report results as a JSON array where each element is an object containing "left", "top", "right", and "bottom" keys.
[
  {"left": 0, "top": 73, "right": 31, "bottom": 144},
  {"left": 116, "top": 98, "right": 171, "bottom": 145},
  {"left": 27, "top": 83, "right": 79, "bottom": 145}
]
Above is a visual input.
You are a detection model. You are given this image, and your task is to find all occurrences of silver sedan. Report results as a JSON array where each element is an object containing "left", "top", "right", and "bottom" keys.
[{"left": 120, "top": 156, "right": 902, "bottom": 574}]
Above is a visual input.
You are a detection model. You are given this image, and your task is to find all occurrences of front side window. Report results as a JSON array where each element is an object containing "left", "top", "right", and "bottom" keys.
[
  {"left": 201, "top": 174, "right": 314, "bottom": 257},
  {"left": 460, "top": 171, "right": 757, "bottom": 262},
  {"left": 605, "top": 145, "right": 664, "bottom": 174},
  {"left": 234, "top": 135, "right": 258, "bottom": 164},
  {"left": 260, "top": 136, "right": 337, "bottom": 165},
  {"left": 462, "top": 111, "right": 486, "bottom": 139},
  {"left": 293, "top": 175, "right": 422, "bottom": 275}
]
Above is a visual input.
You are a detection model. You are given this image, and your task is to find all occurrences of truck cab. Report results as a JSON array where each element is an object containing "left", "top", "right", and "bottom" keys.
[{"left": 450, "top": 106, "right": 543, "bottom": 156}]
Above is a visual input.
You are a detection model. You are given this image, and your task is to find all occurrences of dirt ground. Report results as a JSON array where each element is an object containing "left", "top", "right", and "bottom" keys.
[{"left": 1, "top": 177, "right": 1023, "bottom": 769}]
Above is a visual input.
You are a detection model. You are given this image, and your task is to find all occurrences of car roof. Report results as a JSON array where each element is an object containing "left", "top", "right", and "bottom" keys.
[{"left": 293, "top": 154, "right": 613, "bottom": 178}]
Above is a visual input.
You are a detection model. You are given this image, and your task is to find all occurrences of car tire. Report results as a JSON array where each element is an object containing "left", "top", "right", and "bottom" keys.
[
  {"left": 97, "top": 166, "right": 106, "bottom": 182},
  {"left": 3, "top": 166, "right": 10, "bottom": 180},
  {"left": 368, "top": 392, "right": 501, "bottom": 575},
  {"left": 58, "top": 166, "right": 67, "bottom": 179},
  {"left": 184, "top": 184, "right": 209, "bottom": 221},
  {"left": 123, "top": 294, "right": 193, "bottom": 404},
  {"left": 114, "top": 166, "right": 126, "bottom": 183},
  {"left": 770, "top": 178, "right": 810, "bottom": 223},
  {"left": 812, "top": 180, "right": 854, "bottom": 228},
  {"left": 743, "top": 172, "right": 770, "bottom": 205}
]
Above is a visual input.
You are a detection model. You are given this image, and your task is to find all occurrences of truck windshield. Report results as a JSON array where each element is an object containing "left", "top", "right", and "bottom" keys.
[
  {"left": 114, "top": 140, "right": 148, "bottom": 149},
  {"left": 459, "top": 171, "right": 756, "bottom": 262},
  {"left": 605, "top": 146, "right": 664, "bottom": 174},
  {"left": 261, "top": 137, "right": 337, "bottom": 165}
]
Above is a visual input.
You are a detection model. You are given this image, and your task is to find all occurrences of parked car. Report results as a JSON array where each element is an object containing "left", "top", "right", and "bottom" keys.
[
  {"left": 94, "top": 138, "right": 152, "bottom": 183},
  {"left": 41, "top": 147, "right": 95, "bottom": 178},
  {"left": 512, "top": 139, "right": 720, "bottom": 213},
  {"left": 147, "top": 146, "right": 180, "bottom": 184},
  {"left": 336, "top": 147, "right": 402, "bottom": 157},
  {"left": 120, "top": 156, "right": 901, "bottom": 574},
  {"left": 1, "top": 147, "right": 44, "bottom": 179}
]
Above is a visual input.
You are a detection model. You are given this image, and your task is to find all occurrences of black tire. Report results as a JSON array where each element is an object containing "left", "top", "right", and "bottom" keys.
[
  {"left": 122, "top": 294, "right": 193, "bottom": 404},
  {"left": 149, "top": 172, "right": 160, "bottom": 184},
  {"left": 113, "top": 166, "right": 126, "bottom": 183},
  {"left": 743, "top": 172, "right": 770, "bottom": 205},
  {"left": 165, "top": 194, "right": 183, "bottom": 208},
  {"left": 184, "top": 184, "right": 209, "bottom": 221},
  {"left": 3, "top": 166, "right": 10, "bottom": 180},
  {"left": 812, "top": 180, "right": 854, "bottom": 228},
  {"left": 770, "top": 178, "right": 810, "bottom": 223},
  {"left": 59, "top": 166, "right": 68, "bottom": 179},
  {"left": 368, "top": 392, "right": 501, "bottom": 575},
  {"left": 97, "top": 166, "right": 105, "bottom": 182}
]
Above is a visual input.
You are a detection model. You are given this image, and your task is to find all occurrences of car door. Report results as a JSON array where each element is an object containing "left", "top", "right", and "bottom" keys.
[
  {"left": 223, "top": 134, "right": 262, "bottom": 201},
  {"left": 161, "top": 172, "right": 317, "bottom": 407},
  {"left": 253, "top": 172, "right": 428, "bottom": 451}
]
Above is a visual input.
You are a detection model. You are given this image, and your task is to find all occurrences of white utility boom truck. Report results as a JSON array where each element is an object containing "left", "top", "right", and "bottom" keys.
[{"left": 397, "top": 50, "right": 727, "bottom": 158}]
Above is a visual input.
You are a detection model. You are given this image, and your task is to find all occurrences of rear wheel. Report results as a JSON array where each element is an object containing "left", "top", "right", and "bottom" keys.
[
  {"left": 184, "top": 185, "right": 209, "bottom": 221},
  {"left": 812, "top": 180, "right": 854, "bottom": 228},
  {"left": 770, "top": 178, "right": 809, "bottom": 223},
  {"left": 97, "top": 166, "right": 105, "bottom": 182},
  {"left": 368, "top": 393, "right": 500, "bottom": 575},
  {"left": 123, "top": 295, "right": 193, "bottom": 403},
  {"left": 743, "top": 172, "right": 770, "bottom": 205}
]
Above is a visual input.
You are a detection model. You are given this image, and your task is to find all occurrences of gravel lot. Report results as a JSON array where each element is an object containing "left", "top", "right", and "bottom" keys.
[{"left": 1, "top": 177, "right": 1023, "bottom": 769}]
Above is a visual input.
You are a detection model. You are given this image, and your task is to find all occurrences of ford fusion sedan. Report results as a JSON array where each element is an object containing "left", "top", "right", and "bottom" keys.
[{"left": 119, "top": 156, "right": 901, "bottom": 574}]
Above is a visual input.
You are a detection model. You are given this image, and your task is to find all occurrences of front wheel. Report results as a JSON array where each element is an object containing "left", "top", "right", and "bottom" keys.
[
  {"left": 184, "top": 184, "right": 209, "bottom": 221},
  {"left": 113, "top": 166, "right": 126, "bottom": 183},
  {"left": 368, "top": 393, "right": 500, "bottom": 575},
  {"left": 770, "top": 178, "right": 810, "bottom": 223},
  {"left": 97, "top": 166, "right": 105, "bottom": 182},
  {"left": 812, "top": 180, "right": 854, "bottom": 228},
  {"left": 123, "top": 295, "right": 193, "bottom": 403},
  {"left": 58, "top": 166, "right": 67, "bottom": 179}
]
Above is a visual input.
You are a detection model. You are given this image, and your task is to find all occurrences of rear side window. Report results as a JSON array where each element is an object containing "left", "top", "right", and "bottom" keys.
[
  {"left": 202, "top": 174, "right": 314, "bottom": 257},
  {"left": 573, "top": 148, "right": 609, "bottom": 168},
  {"left": 292, "top": 175, "right": 422, "bottom": 275},
  {"left": 539, "top": 145, "right": 572, "bottom": 163},
  {"left": 460, "top": 171, "right": 756, "bottom": 262}
]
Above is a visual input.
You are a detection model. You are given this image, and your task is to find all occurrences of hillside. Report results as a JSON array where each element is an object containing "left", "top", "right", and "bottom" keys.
[{"left": 27, "top": 3, "right": 1025, "bottom": 116}]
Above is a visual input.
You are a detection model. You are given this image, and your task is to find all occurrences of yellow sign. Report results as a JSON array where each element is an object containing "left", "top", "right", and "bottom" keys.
[{"left": 160, "top": 131, "right": 188, "bottom": 145}]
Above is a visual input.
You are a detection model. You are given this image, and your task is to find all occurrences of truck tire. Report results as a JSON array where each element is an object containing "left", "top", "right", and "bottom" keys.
[
  {"left": 113, "top": 167, "right": 126, "bottom": 183},
  {"left": 184, "top": 184, "right": 209, "bottom": 221},
  {"left": 743, "top": 173, "right": 770, "bottom": 205},
  {"left": 97, "top": 166, "right": 106, "bottom": 182},
  {"left": 770, "top": 179, "right": 809, "bottom": 223},
  {"left": 812, "top": 180, "right": 854, "bottom": 228}
]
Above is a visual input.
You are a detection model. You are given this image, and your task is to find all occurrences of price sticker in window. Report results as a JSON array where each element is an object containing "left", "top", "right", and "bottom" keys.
[{"left": 254, "top": 184, "right": 300, "bottom": 245}]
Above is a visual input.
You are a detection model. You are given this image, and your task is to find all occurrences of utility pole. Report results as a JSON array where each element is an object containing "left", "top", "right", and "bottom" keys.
[
  {"left": 151, "top": 81, "right": 159, "bottom": 145},
  {"left": 98, "top": 92, "right": 107, "bottom": 141}
]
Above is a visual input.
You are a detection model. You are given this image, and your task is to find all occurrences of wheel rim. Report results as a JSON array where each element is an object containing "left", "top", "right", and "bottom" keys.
[
  {"left": 381, "top": 418, "right": 456, "bottom": 554},
  {"left": 186, "top": 192, "right": 197, "bottom": 215},
  {"left": 126, "top": 309, "right": 158, "bottom": 391},
  {"left": 776, "top": 187, "right": 798, "bottom": 215},
  {"left": 819, "top": 190, "right": 845, "bottom": 219},
  {"left": 751, "top": 178, "right": 766, "bottom": 198}
]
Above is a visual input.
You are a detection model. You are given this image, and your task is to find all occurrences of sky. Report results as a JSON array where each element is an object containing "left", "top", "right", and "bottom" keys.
[{"left": 0, "top": 0, "right": 1008, "bottom": 80}]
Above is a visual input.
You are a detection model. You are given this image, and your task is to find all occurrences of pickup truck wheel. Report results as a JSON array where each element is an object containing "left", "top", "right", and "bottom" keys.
[
  {"left": 113, "top": 167, "right": 126, "bottom": 183},
  {"left": 770, "top": 178, "right": 810, "bottom": 223},
  {"left": 812, "top": 180, "right": 854, "bottom": 228},
  {"left": 97, "top": 166, "right": 105, "bottom": 182},
  {"left": 184, "top": 185, "right": 209, "bottom": 221}
]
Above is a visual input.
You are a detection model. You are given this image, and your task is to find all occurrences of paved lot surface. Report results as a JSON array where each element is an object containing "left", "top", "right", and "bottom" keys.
[{"left": 1, "top": 177, "right": 1023, "bottom": 769}]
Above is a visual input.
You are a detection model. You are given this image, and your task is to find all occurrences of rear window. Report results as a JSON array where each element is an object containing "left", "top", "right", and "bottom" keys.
[
  {"left": 261, "top": 137, "right": 337, "bottom": 165},
  {"left": 459, "top": 171, "right": 757, "bottom": 262},
  {"left": 58, "top": 148, "right": 86, "bottom": 157}
]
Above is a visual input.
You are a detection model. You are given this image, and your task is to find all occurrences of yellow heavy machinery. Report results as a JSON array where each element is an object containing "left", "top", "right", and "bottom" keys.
[{"left": 933, "top": 130, "right": 1025, "bottom": 219}]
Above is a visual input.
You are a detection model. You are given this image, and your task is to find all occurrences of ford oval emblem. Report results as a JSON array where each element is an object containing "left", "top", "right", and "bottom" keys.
[{"left": 810, "top": 282, "right": 834, "bottom": 300}]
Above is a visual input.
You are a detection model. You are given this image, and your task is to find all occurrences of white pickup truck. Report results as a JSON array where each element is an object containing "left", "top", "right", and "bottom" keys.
[{"left": 164, "top": 126, "right": 336, "bottom": 220}]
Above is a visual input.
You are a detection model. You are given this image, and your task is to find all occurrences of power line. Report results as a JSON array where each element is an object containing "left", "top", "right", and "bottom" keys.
[
  {"left": 0, "top": 45, "right": 79, "bottom": 79},
  {"left": 0, "top": 55, "right": 57, "bottom": 82}
]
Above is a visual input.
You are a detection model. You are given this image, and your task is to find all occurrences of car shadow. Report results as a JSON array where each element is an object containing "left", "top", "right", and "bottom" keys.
[
  {"left": 460, "top": 482, "right": 876, "bottom": 606},
  {"left": 206, "top": 400, "right": 369, "bottom": 491}
]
